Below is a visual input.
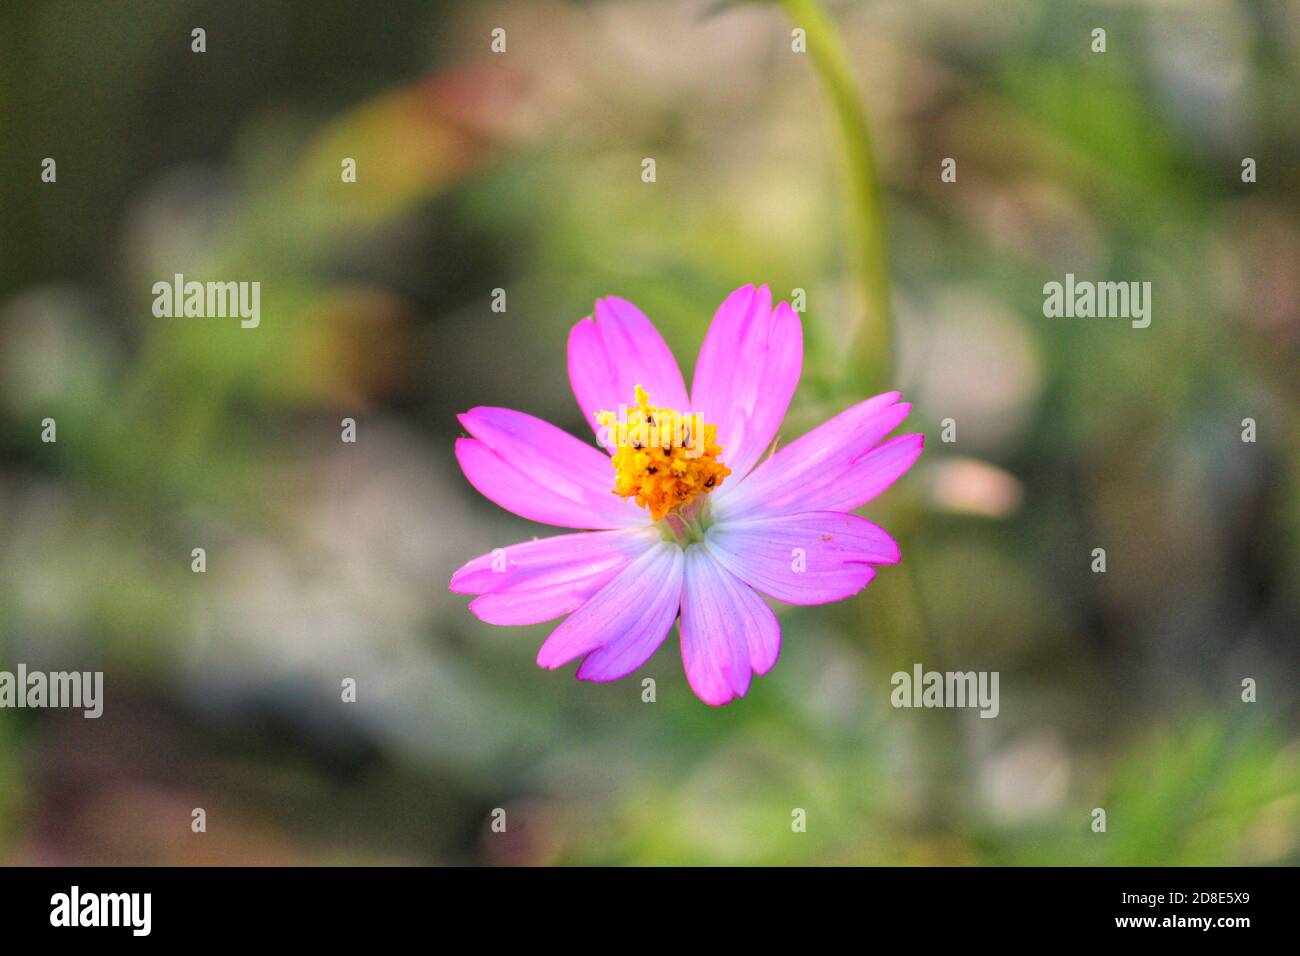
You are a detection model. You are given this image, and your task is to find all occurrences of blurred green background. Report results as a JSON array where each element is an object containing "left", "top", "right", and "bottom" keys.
[{"left": 0, "top": 0, "right": 1296, "bottom": 865}]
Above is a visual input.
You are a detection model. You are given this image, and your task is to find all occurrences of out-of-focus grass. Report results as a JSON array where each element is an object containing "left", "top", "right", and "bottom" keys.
[{"left": 986, "top": 719, "right": 1300, "bottom": 866}]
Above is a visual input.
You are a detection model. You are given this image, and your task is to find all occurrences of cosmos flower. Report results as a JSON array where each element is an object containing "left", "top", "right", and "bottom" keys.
[{"left": 450, "top": 285, "right": 923, "bottom": 705}]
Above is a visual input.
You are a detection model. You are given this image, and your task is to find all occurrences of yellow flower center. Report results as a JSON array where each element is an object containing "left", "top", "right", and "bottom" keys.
[{"left": 596, "top": 385, "right": 731, "bottom": 522}]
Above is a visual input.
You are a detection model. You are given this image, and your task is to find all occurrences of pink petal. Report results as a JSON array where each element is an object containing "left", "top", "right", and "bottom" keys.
[
  {"left": 456, "top": 407, "right": 644, "bottom": 529},
  {"left": 567, "top": 296, "right": 690, "bottom": 445},
  {"left": 838, "top": 433, "right": 926, "bottom": 509},
  {"left": 679, "top": 544, "right": 780, "bottom": 706},
  {"left": 536, "top": 541, "right": 684, "bottom": 679},
  {"left": 714, "top": 392, "right": 922, "bottom": 519},
  {"left": 450, "top": 529, "right": 658, "bottom": 625},
  {"left": 704, "top": 511, "right": 900, "bottom": 605},
  {"left": 690, "top": 285, "right": 802, "bottom": 481}
]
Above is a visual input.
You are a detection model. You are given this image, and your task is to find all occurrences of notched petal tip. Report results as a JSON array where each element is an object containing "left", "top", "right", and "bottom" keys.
[
  {"left": 699, "top": 688, "right": 741, "bottom": 707},
  {"left": 456, "top": 406, "right": 503, "bottom": 435},
  {"left": 567, "top": 310, "right": 595, "bottom": 338},
  {"left": 573, "top": 658, "right": 622, "bottom": 683},
  {"left": 466, "top": 594, "right": 496, "bottom": 622},
  {"left": 894, "top": 431, "right": 926, "bottom": 456},
  {"left": 875, "top": 538, "right": 903, "bottom": 566},
  {"left": 535, "top": 645, "right": 568, "bottom": 670},
  {"left": 469, "top": 593, "right": 556, "bottom": 627},
  {"left": 771, "top": 297, "right": 801, "bottom": 326}
]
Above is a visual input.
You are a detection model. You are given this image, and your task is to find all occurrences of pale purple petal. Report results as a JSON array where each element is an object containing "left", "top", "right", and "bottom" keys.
[
  {"left": 456, "top": 407, "right": 644, "bottom": 529},
  {"left": 704, "top": 511, "right": 900, "bottom": 605},
  {"left": 567, "top": 296, "right": 689, "bottom": 444},
  {"left": 536, "top": 541, "right": 684, "bottom": 678},
  {"left": 450, "top": 529, "right": 658, "bottom": 625},
  {"left": 836, "top": 434, "right": 926, "bottom": 509},
  {"left": 679, "top": 544, "right": 780, "bottom": 706},
  {"left": 690, "top": 285, "right": 802, "bottom": 481},
  {"left": 713, "top": 392, "right": 922, "bottom": 519}
]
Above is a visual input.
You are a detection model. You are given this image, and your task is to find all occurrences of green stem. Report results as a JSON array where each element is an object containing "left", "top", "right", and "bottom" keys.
[
  {"left": 786, "top": 0, "right": 961, "bottom": 830},
  {"left": 782, "top": 0, "right": 893, "bottom": 394}
]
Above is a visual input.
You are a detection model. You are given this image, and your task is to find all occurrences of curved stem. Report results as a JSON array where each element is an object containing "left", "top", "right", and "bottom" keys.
[{"left": 782, "top": 0, "right": 892, "bottom": 394}]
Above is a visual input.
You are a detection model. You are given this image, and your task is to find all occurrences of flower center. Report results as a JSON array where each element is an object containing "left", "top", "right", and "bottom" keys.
[{"left": 596, "top": 385, "right": 731, "bottom": 523}]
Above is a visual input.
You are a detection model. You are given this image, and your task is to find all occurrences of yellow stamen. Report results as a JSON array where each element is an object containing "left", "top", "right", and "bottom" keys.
[{"left": 596, "top": 385, "right": 731, "bottom": 522}]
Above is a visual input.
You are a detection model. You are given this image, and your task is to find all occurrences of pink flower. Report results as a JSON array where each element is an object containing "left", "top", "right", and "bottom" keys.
[{"left": 450, "top": 285, "right": 923, "bottom": 706}]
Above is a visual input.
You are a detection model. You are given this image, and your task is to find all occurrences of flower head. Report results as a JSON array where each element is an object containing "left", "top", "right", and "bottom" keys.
[
  {"left": 596, "top": 385, "right": 731, "bottom": 522},
  {"left": 450, "top": 284, "right": 923, "bottom": 705}
]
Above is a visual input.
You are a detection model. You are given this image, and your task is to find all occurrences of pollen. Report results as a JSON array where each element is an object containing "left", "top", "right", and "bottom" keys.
[{"left": 596, "top": 385, "right": 731, "bottom": 522}]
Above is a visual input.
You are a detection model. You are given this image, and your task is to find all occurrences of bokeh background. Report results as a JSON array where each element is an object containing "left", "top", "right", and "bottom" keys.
[{"left": 1, "top": 0, "right": 1297, "bottom": 865}]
